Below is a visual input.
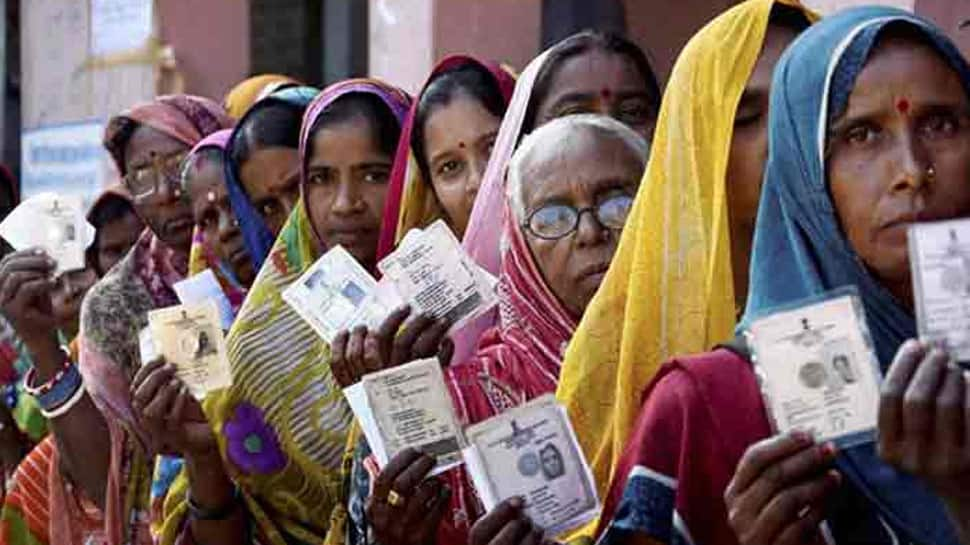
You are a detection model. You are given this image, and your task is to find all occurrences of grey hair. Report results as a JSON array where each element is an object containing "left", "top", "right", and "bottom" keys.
[{"left": 506, "top": 114, "right": 649, "bottom": 222}]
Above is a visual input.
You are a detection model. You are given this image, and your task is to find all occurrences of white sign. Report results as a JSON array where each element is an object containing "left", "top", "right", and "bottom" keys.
[
  {"left": 91, "top": 0, "right": 154, "bottom": 57},
  {"left": 21, "top": 121, "right": 109, "bottom": 206}
]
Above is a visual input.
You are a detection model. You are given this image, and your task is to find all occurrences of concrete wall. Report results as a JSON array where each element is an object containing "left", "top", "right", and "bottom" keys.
[{"left": 803, "top": 0, "right": 913, "bottom": 15}]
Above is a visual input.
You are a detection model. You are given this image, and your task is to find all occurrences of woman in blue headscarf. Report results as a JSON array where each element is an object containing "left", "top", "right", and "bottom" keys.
[
  {"left": 597, "top": 6, "right": 970, "bottom": 545},
  {"left": 225, "top": 86, "right": 319, "bottom": 270}
]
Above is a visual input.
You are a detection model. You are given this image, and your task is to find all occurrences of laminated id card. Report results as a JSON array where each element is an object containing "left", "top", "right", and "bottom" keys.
[
  {"left": 909, "top": 218, "right": 970, "bottom": 366},
  {"left": 745, "top": 291, "right": 882, "bottom": 447}
]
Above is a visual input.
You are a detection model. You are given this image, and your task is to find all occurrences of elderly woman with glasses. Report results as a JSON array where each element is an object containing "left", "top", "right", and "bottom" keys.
[{"left": 329, "top": 113, "right": 649, "bottom": 545}]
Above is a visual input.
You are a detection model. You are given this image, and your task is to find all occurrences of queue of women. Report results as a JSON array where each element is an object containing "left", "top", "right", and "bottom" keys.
[{"left": 0, "top": 1, "right": 969, "bottom": 543}]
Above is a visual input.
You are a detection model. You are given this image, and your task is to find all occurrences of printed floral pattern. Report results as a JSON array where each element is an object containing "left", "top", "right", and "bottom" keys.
[{"left": 224, "top": 402, "right": 286, "bottom": 474}]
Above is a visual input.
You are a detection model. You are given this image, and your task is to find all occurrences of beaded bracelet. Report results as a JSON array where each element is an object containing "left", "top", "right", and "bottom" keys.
[
  {"left": 40, "top": 379, "right": 85, "bottom": 419},
  {"left": 32, "top": 363, "right": 83, "bottom": 412},
  {"left": 23, "top": 345, "right": 73, "bottom": 397}
]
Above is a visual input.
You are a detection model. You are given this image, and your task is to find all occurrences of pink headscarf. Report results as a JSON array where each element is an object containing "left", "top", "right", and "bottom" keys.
[
  {"left": 104, "top": 94, "right": 231, "bottom": 175},
  {"left": 437, "top": 199, "right": 576, "bottom": 542},
  {"left": 299, "top": 79, "right": 413, "bottom": 250},
  {"left": 189, "top": 127, "right": 233, "bottom": 155}
]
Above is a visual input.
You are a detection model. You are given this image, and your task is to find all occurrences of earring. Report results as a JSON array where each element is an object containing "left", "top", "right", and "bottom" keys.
[{"left": 927, "top": 165, "right": 937, "bottom": 181}]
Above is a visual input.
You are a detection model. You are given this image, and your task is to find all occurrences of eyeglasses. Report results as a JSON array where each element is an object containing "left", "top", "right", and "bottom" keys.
[
  {"left": 524, "top": 193, "right": 634, "bottom": 240},
  {"left": 122, "top": 151, "right": 188, "bottom": 201}
]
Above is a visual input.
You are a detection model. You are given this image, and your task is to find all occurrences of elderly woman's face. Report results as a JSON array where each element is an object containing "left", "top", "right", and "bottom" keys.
[
  {"left": 828, "top": 35, "right": 970, "bottom": 306},
  {"left": 125, "top": 126, "right": 193, "bottom": 253},
  {"left": 520, "top": 131, "right": 643, "bottom": 318}
]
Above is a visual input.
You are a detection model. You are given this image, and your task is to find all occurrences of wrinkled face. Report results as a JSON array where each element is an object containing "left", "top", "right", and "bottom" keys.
[
  {"left": 52, "top": 267, "right": 98, "bottom": 336},
  {"left": 184, "top": 153, "right": 255, "bottom": 286},
  {"left": 97, "top": 211, "right": 144, "bottom": 275},
  {"left": 725, "top": 22, "right": 801, "bottom": 309},
  {"left": 124, "top": 126, "right": 193, "bottom": 253},
  {"left": 520, "top": 130, "right": 644, "bottom": 318},
  {"left": 239, "top": 146, "right": 301, "bottom": 237},
  {"left": 423, "top": 94, "right": 502, "bottom": 238},
  {"left": 304, "top": 115, "right": 394, "bottom": 272},
  {"left": 533, "top": 49, "right": 656, "bottom": 139},
  {"left": 827, "top": 35, "right": 970, "bottom": 307}
]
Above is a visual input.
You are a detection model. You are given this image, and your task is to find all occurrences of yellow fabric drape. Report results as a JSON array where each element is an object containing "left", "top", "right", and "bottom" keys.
[
  {"left": 224, "top": 74, "right": 301, "bottom": 120},
  {"left": 187, "top": 226, "right": 209, "bottom": 277},
  {"left": 555, "top": 0, "right": 817, "bottom": 520},
  {"left": 395, "top": 153, "right": 447, "bottom": 245}
]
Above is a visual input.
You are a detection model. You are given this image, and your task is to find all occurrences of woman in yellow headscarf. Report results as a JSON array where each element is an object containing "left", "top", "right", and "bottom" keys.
[{"left": 554, "top": 0, "right": 815, "bottom": 540}]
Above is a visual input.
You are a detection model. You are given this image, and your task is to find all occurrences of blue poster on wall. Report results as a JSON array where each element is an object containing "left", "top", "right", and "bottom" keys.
[{"left": 21, "top": 120, "right": 109, "bottom": 208}]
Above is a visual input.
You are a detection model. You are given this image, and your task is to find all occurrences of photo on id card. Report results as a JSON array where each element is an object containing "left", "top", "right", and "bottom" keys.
[
  {"left": 744, "top": 290, "right": 882, "bottom": 447},
  {"left": 463, "top": 394, "right": 600, "bottom": 537},
  {"left": 909, "top": 218, "right": 970, "bottom": 364},
  {"left": 0, "top": 193, "right": 93, "bottom": 273}
]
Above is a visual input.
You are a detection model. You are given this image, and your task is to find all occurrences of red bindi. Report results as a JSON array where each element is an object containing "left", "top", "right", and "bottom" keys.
[
  {"left": 896, "top": 98, "right": 910, "bottom": 115},
  {"left": 458, "top": 141, "right": 466, "bottom": 149},
  {"left": 600, "top": 87, "right": 612, "bottom": 100}
]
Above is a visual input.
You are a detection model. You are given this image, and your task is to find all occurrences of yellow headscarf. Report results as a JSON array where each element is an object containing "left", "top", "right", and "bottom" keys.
[
  {"left": 555, "top": 0, "right": 816, "bottom": 509},
  {"left": 223, "top": 74, "right": 301, "bottom": 119}
]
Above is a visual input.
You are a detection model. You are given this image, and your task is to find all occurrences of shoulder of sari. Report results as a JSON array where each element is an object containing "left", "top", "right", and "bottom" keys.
[
  {"left": 80, "top": 247, "right": 154, "bottom": 374},
  {"left": 658, "top": 348, "right": 769, "bottom": 456}
]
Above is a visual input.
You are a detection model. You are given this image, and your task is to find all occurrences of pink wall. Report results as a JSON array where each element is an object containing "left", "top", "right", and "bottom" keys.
[
  {"left": 368, "top": 0, "right": 433, "bottom": 94},
  {"left": 434, "top": 0, "right": 541, "bottom": 73},
  {"left": 157, "top": 0, "right": 250, "bottom": 102},
  {"left": 369, "top": 0, "right": 539, "bottom": 93},
  {"left": 625, "top": 0, "right": 735, "bottom": 84},
  {"left": 915, "top": 0, "right": 970, "bottom": 59}
]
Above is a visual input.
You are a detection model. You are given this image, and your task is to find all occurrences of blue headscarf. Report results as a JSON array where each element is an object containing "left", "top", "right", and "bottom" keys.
[
  {"left": 225, "top": 86, "right": 319, "bottom": 271},
  {"left": 744, "top": 7, "right": 970, "bottom": 544}
]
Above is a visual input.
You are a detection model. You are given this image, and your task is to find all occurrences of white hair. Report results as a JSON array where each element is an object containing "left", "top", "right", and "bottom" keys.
[{"left": 506, "top": 114, "right": 649, "bottom": 222}]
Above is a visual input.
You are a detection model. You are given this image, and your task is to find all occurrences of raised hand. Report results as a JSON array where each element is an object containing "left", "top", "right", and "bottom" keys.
[
  {"left": 724, "top": 432, "right": 840, "bottom": 545},
  {"left": 366, "top": 448, "right": 451, "bottom": 545},
  {"left": 130, "top": 358, "right": 216, "bottom": 457}
]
